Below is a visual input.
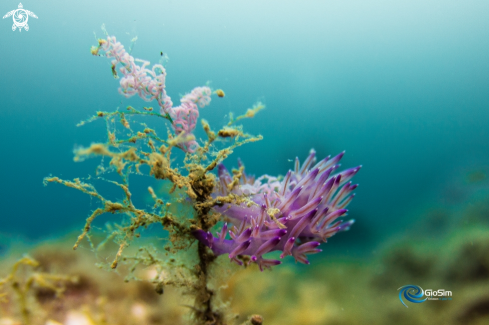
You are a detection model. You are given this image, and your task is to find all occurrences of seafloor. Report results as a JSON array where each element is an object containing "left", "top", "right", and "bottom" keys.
[{"left": 1, "top": 183, "right": 488, "bottom": 325}]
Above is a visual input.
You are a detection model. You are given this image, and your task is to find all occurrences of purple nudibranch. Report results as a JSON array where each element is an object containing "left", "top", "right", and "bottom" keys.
[{"left": 193, "top": 149, "right": 361, "bottom": 271}]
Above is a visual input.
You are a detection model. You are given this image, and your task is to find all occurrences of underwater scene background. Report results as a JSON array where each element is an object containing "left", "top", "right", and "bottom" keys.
[{"left": 1, "top": 1, "right": 489, "bottom": 324}]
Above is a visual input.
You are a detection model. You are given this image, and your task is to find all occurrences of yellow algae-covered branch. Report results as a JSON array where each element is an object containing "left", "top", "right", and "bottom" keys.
[
  {"left": 0, "top": 256, "right": 77, "bottom": 325},
  {"left": 44, "top": 174, "right": 189, "bottom": 269},
  {"left": 44, "top": 30, "right": 271, "bottom": 325},
  {"left": 55, "top": 112, "right": 260, "bottom": 323},
  {"left": 228, "top": 102, "right": 265, "bottom": 126},
  {"left": 77, "top": 105, "right": 173, "bottom": 127},
  {"left": 46, "top": 104, "right": 265, "bottom": 324},
  {"left": 43, "top": 177, "right": 104, "bottom": 201},
  {"left": 74, "top": 144, "right": 139, "bottom": 177},
  {"left": 204, "top": 134, "right": 263, "bottom": 174}
]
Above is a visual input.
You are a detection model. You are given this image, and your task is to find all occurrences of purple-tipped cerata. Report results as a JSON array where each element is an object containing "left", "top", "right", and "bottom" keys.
[{"left": 193, "top": 149, "right": 361, "bottom": 271}]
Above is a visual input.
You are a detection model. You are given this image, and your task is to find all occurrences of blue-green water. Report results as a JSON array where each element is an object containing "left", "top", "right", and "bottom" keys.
[{"left": 1, "top": 0, "right": 489, "bottom": 255}]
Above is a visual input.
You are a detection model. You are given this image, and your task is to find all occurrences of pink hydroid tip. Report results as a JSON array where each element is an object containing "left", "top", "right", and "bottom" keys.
[{"left": 97, "top": 35, "right": 212, "bottom": 153}]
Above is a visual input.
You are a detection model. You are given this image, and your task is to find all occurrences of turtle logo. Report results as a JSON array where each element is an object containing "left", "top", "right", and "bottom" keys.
[{"left": 3, "top": 3, "right": 37, "bottom": 32}]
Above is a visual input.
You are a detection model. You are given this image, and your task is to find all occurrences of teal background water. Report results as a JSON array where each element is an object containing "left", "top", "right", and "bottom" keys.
[{"left": 1, "top": 0, "right": 488, "bottom": 255}]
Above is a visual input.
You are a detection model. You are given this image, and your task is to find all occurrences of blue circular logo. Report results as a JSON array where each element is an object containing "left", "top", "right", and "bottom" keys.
[{"left": 398, "top": 285, "right": 427, "bottom": 308}]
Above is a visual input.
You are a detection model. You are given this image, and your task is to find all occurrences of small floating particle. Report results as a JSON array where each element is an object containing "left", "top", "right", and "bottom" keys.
[{"left": 216, "top": 89, "right": 225, "bottom": 98}]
